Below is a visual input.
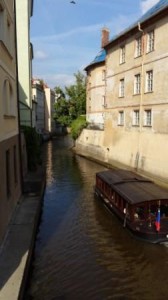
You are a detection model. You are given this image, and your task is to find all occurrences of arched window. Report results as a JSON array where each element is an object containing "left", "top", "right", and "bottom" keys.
[{"left": 3, "top": 79, "right": 15, "bottom": 117}]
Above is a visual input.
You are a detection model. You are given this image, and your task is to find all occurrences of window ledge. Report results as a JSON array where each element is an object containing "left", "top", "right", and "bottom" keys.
[
  {"left": 146, "top": 49, "right": 155, "bottom": 55},
  {"left": 4, "top": 114, "right": 16, "bottom": 119},
  {"left": 144, "top": 91, "right": 153, "bottom": 94},
  {"left": 133, "top": 93, "right": 141, "bottom": 96},
  {"left": 134, "top": 55, "right": 142, "bottom": 59}
]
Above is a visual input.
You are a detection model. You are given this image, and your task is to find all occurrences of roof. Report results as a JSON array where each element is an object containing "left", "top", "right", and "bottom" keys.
[
  {"left": 84, "top": 49, "right": 106, "bottom": 71},
  {"left": 96, "top": 169, "right": 168, "bottom": 205},
  {"left": 106, "top": 0, "right": 168, "bottom": 47},
  {"left": 138, "top": 0, "right": 168, "bottom": 23},
  {"left": 85, "top": 1, "right": 168, "bottom": 71}
]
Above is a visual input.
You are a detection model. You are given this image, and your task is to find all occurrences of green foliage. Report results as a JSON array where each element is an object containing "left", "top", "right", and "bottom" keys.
[
  {"left": 71, "top": 115, "right": 88, "bottom": 140},
  {"left": 53, "top": 71, "right": 86, "bottom": 127},
  {"left": 21, "top": 126, "right": 42, "bottom": 171},
  {"left": 54, "top": 98, "right": 69, "bottom": 123},
  {"left": 54, "top": 86, "right": 65, "bottom": 100},
  {"left": 57, "top": 115, "right": 72, "bottom": 127},
  {"left": 66, "top": 71, "right": 86, "bottom": 117}
]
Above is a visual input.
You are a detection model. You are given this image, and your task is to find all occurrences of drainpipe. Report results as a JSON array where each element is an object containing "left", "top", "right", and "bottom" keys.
[
  {"left": 135, "top": 22, "right": 145, "bottom": 171},
  {"left": 14, "top": 0, "right": 24, "bottom": 192},
  {"left": 138, "top": 22, "right": 144, "bottom": 134}
]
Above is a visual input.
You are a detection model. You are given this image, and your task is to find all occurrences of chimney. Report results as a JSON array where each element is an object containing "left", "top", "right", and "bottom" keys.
[{"left": 101, "top": 27, "right": 110, "bottom": 48}]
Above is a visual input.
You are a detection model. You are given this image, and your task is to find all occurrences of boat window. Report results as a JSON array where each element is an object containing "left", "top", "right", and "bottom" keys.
[
  {"left": 111, "top": 191, "right": 115, "bottom": 203},
  {"left": 149, "top": 205, "right": 157, "bottom": 217},
  {"left": 96, "top": 177, "right": 102, "bottom": 189},
  {"left": 104, "top": 183, "right": 111, "bottom": 197},
  {"left": 115, "top": 193, "right": 120, "bottom": 206},
  {"left": 160, "top": 204, "right": 168, "bottom": 218},
  {"left": 134, "top": 206, "right": 145, "bottom": 220}
]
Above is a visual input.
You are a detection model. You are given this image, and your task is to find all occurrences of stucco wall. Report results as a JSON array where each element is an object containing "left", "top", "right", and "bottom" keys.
[
  {"left": 75, "top": 127, "right": 168, "bottom": 184},
  {"left": 0, "top": 134, "right": 21, "bottom": 243}
]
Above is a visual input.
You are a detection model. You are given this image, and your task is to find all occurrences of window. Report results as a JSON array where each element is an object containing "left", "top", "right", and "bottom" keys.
[
  {"left": 135, "top": 37, "right": 142, "bottom": 57},
  {"left": 146, "top": 70, "right": 153, "bottom": 93},
  {"left": 3, "top": 79, "right": 15, "bottom": 116},
  {"left": 0, "top": 6, "right": 13, "bottom": 55},
  {"left": 6, "top": 18, "right": 12, "bottom": 52},
  {"left": 118, "top": 111, "right": 124, "bottom": 126},
  {"left": 102, "top": 95, "right": 106, "bottom": 107},
  {"left": 134, "top": 74, "right": 141, "bottom": 95},
  {"left": 144, "top": 109, "right": 152, "bottom": 126},
  {"left": 147, "top": 30, "right": 154, "bottom": 53},
  {"left": 0, "top": 5, "right": 5, "bottom": 41},
  {"left": 6, "top": 149, "right": 11, "bottom": 197},
  {"left": 119, "top": 79, "right": 125, "bottom": 97},
  {"left": 13, "top": 145, "right": 18, "bottom": 184},
  {"left": 120, "top": 46, "right": 125, "bottom": 64},
  {"left": 102, "top": 70, "right": 106, "bottom": 81},
  {"left": 133, "top": 110, "right": 140, "bottom": 126}
]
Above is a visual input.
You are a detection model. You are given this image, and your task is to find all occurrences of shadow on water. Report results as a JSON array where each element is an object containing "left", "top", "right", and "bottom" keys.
[{"left": 24, "top": 136, "right": 168, "bottom": 300}]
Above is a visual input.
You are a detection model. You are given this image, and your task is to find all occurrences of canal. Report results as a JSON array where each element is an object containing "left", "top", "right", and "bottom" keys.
[{"left": 24, "top": 136, "right": 168, "bottom": 300}]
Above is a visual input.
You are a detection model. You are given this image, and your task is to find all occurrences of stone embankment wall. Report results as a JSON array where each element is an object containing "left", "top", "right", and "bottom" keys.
[{"left": 74, "top": 128, "right": 168, "bottom": 186}]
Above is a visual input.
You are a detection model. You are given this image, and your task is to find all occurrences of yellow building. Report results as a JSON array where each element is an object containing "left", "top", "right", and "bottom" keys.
[
  {"left": 77, "top": 0, "right": 168, "bottom": 184},
  {"left": 0, "top": 0, "right": 21, "bottom": 243},
  {"left": 85, "top": 28, "right": 109, "bottom": 130}
]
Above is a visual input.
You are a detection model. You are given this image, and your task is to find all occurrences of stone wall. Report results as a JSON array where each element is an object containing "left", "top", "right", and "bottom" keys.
[{"left": 75, "top": 128, "right": 168, "bottom": 185}]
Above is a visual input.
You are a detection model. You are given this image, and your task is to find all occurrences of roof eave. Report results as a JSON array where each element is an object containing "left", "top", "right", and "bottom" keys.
[
  {"left": 104, "top": 6, "right": 168, "bottom": 50},
  {"left": 84, "top": 60, "right": 105, "bottom": 72}
]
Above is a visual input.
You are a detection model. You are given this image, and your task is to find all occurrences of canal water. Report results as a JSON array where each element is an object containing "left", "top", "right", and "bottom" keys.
[{"left": 25, "top": 136, "right": 168, "bottom": 300}]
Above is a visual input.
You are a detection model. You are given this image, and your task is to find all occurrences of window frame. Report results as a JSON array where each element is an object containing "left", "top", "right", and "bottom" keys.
[
  {"left": 144, "top": 109, "right": 152, "bottom": 127},
  {"left": 6, "top": 149, "right": 11, "bottom": 198},
  {"left": 147, "top": 30, "right": 154, "bottom": 53},
  {"left": 102, "top": 70, "right": 106, "bottom": 81},
  {"left": 132, "top": 110, "right": 140, "bottom": 126},
  {"left": 146, "top": 70, "right": 153, "bottom": 93},
  {"left": 13, "top": 145, "right": 18, "bottom": 185},
  {"left": 135, "top": 37, "right": 142, "bottom": 57},
  {"left": 134, "top": 74, "right": 141, "bottom": 95},
  {"left": 119, "top": 78, "right": 125, "bottom": 98},
  {"left": 3, "top": 79, "right": 15, "bottom": 117},
  {"left": 120, "top": 45, "right": 125, "bottom": 64},
  {"left": 118, "top": 110, "right": 124, "bottom": 126}
]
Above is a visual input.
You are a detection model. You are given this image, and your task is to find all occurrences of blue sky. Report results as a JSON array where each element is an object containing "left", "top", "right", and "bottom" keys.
[{"left": 30, "top": 0, "right": 159, "bottom": 89}]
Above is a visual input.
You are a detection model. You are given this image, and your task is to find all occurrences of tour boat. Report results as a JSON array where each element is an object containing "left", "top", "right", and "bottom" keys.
[{"left": 94, "top": 169, "right": 168, "bottom": 244}]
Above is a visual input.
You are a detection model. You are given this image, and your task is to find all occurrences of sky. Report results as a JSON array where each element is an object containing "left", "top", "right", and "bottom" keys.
[{"left": 30, "top": 0, "right": 160, "bottom": 89}]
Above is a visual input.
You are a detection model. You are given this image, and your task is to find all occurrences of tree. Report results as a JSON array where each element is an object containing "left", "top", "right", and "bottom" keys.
[
  {"left": 53, "top": 87, "right": 71, "bottom": 126},
  {"left": 54, "top": 86, "right": 65, "bottom": 101},
  {"left": 66, "top": 71, "right": 86, "bottom": 118},
  {"left": 53, "top": 71, "right": 86, "bottom": 126}
]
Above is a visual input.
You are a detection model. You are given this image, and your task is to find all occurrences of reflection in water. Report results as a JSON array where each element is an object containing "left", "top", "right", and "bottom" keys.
[{"left": 25, "top": 137, "right": 168, "bottom": 300}]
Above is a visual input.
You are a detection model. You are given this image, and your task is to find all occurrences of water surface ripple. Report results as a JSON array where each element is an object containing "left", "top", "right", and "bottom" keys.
[{"left": 25, "top": 137, "right": 168, "bottom": 300}]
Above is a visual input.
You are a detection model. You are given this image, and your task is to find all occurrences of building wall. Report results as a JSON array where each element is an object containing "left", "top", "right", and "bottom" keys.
[
  {"left": 86, "top": 64, "right": 106, "bottom": 126},
  {"left": 44, "top": 88, "right": 55, "bottom": 133},
  {"left": 0, "top": 0, "right": 21, "bottom": 244},
  {"left": 105, "top": 14, "right": 168, "bottom": 180},
  {"left": 78, "top": 10, "right": 168, "bottom": 184},
  {"left": 32, "top": 84, "right": 45, "bottom": 132},
  {"left": 0, "top": 135, "right": 21, "bottom": 242},
  {"left": 15, "top": 0, "right": 33, "bottom": 126}
]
